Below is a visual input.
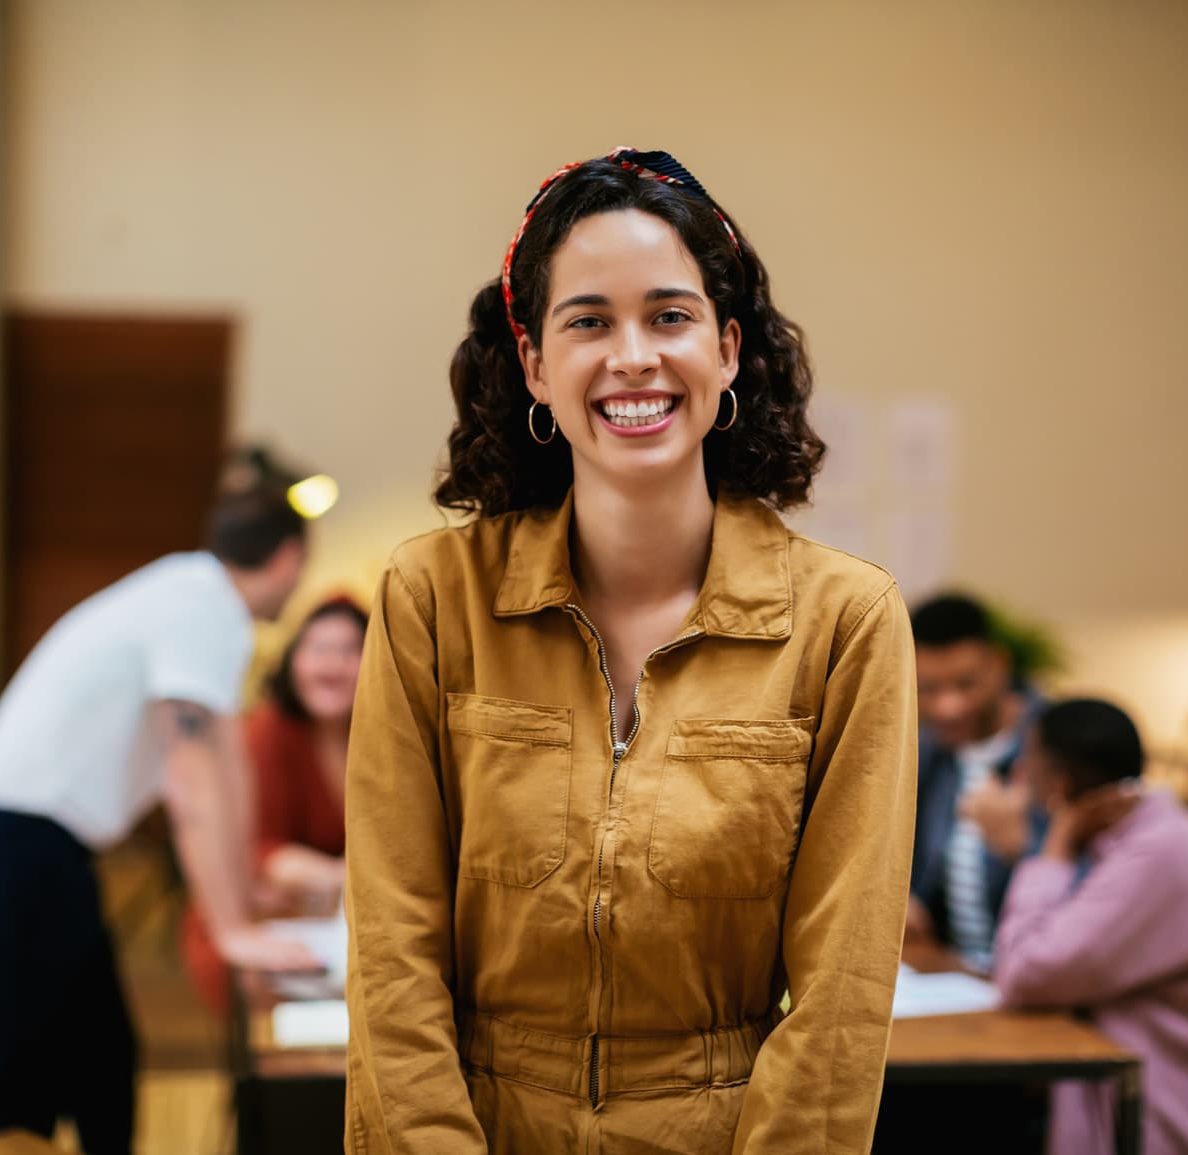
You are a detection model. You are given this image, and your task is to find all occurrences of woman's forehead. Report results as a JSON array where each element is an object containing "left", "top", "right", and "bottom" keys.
[
  {"left": 301, "top": 613, "right": 364, "bottom": 643},
  {"left": 549, "top": 209, "right": 703, "bottom": 297}
]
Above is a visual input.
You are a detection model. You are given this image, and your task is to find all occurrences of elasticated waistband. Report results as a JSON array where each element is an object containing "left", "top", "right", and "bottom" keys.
[{"left": 456, "top": 1008, "right": 780, "bottom": 1099}]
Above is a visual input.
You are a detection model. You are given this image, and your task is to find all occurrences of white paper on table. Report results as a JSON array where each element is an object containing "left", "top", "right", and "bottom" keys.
[
  {"left": 263, "top": 912, "right": 348, "bottom": 986},
  {"left": 892, "top": 965, "right": 1002, "bottom": 1019},
  {"left": 272, "top": 999, "right": 350, "bottom": 1048}
]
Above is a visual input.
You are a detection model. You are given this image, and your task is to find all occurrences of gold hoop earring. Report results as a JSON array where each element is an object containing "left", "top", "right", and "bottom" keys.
[
  {"left": 528, "top": 400, "right": 557, "bottom": 445},
  {"left": 713, "top": 388, "right": 738, "bottom": 432}
]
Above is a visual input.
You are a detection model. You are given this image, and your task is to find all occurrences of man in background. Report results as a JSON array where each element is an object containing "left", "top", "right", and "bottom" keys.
[
  {"left": 907, "top": 593, "right": 1043, "bottom": 971},
  {"left": 0, "top": 465, "right": 321, "bottom": 1154}
]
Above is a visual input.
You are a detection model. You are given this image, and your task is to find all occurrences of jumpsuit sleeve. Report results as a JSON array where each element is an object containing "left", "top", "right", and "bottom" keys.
[
  {"left": 733, "top": 582, "right": 918, "bottom": 1154},
  {"left": 344, "top": 560, "right": 488, "bottom": 1154}
]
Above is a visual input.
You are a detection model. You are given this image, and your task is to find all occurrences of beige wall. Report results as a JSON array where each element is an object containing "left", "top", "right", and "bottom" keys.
[{"left": 5, "top": 0, "right": 1188, "bottom": 739}]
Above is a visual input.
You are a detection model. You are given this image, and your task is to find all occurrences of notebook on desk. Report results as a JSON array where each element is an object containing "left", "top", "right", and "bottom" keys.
[
  {"left": 892, "top": 965, "right": 1002, "bottom": 1019},
  {"left": 271, "top": 999, "right": 350, "bottom": 1048}
]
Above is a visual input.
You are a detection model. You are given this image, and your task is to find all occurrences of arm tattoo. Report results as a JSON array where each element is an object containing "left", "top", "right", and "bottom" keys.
[{"left": 173, "top": 702, "right": 214, "bottom": 740}]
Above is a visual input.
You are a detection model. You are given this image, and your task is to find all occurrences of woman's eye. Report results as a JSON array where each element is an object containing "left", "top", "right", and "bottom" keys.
[
  {"left": 656, "top": 309, "right": 693, "bottom": 325},
  {"left": 567, "top": 315, "right": 607, "bottom": 330}
]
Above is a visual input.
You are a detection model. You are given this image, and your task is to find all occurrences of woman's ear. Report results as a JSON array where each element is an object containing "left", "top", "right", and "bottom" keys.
[
  {"left": 719, "top": 317, "right": 741, "bottom": 390},
  {"left": 518, "top": 333, "right": 550, "bottom": 405}
]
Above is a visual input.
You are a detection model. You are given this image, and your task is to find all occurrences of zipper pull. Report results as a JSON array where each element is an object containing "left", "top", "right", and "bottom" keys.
[{"left": 612, "top": 741, "right": 628, "bottom": 761}]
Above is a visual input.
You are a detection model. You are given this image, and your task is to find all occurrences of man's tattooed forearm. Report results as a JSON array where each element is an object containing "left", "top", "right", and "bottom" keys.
[{"left": 173, "top": 703, "right": 213, "bottom": 738}]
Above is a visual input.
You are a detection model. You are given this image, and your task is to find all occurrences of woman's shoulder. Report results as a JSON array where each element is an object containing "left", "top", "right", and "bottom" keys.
[
  {"left": 780, "top": 520, "right": 906, "bottom": 640},
  {"left": 382, "top": 510, "right": 531, "bottom": 614},
  {"left": 786, "top": 530, "right": 897, "bottom": 595},
  {"left": 718, "top": 495, "right": 904, "bottom": 647},
  {"left": 389, "top": 510, "right": 525, "bottom": 576},
  {"left": 757, "top": 497, "right": 896, "bottom": 602}
]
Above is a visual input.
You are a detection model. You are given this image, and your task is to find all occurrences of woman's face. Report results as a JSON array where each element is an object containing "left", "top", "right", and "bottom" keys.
[
  {"left": 290, "top": 613, "right": 365, "bottom": 723},
  {"left": 519, "top": 208, "right": 740, "bottom": 493}
]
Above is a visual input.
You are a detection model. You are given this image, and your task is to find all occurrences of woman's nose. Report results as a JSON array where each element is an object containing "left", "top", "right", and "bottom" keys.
[{"left": 606, "top": 323, "right": 660, "bottom": 379}]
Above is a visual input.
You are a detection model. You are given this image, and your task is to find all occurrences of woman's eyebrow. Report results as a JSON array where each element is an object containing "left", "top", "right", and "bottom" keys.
[
  {"left": 644, "top": 288, "right": 705, "bottom": 304},
  {"left": 551, "top": 293, "right": 610, "bottom": 316},
  {"left": 552, "top": 288, "right": 706, "bottom": 317}
]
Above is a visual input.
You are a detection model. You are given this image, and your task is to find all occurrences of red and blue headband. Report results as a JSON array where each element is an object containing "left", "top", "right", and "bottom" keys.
[{"left": 500, "top": 146, "right": 741, "bottom": 342}]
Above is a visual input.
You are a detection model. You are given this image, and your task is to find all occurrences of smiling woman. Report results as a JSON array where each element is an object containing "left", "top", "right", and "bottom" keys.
[
  {"left": 435, "top": 148, "right": 823, "bottom": 517},
  {"left": 345, "top": 147, "right": 919, "bottom": 1155},
  {"left": 524, "top": 209, "right": 739, "bottom": 477}
]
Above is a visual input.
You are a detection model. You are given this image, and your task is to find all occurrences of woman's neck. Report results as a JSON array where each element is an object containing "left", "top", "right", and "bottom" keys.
[
  {"left": 309, "top": 715, "right": 350, "bottom": 748},
  {"left": 571, "top": 464, "right": 715, "bottom": 609}
]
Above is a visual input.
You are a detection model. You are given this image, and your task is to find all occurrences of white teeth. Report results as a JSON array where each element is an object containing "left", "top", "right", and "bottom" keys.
[{"left": 600, "top": 397, "right": 675, "bottom": 427}]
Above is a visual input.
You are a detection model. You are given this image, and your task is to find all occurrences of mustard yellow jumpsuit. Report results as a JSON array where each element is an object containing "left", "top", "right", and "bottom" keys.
[{"left": 345, "top": 492, "right": 917, "bottom": 1154}]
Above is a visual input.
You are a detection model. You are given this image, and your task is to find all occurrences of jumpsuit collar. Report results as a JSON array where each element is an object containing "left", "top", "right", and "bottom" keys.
[{"left": 493, "top": 488, "right": 792, "bottom": 640}]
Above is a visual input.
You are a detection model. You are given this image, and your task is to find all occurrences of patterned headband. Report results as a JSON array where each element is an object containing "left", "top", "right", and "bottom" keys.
[{"left": 500, "top": 146, "right": 741, "bottom": 342}]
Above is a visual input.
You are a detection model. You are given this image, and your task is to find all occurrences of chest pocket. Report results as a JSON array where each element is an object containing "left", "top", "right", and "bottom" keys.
[
  {"left": 446, "top": 693, "right": 573, "bottom": 888},
  {"left": 648, "top": 717, "right": 813, "bottom": 899}
]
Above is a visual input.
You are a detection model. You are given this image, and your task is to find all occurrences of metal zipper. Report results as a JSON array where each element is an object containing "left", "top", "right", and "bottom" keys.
[
  {"left": 565, "top": 603, "right": 703, "bottom": 1109},
  {"left": 622, "top": 630, "right": 703, "bottom": 751},
  {"left": 566, "top": 603, "right": 617, "bottom": 1109},
  {"left": 592, "top": 738, "right": 627, "bottom": 941}
]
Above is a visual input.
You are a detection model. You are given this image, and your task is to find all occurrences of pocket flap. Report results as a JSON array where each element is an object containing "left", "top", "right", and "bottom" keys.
[
  {"left": 665, "top": 717, "right": 814, "bottom": 761},
  {"left": 446, "top": 693, "right": 572, "bottom": 747}
]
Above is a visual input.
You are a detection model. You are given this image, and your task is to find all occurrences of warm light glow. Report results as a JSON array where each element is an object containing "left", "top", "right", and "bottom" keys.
[{"left": 287, "top": 474, "right": 339, "bottom": 519}]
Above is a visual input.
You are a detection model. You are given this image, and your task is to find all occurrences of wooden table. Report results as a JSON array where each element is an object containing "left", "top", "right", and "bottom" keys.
[
  {"left": 887, "top": 1011, "right": 1141, "bottom": 1152},
  {"left": 888, "top": 939, "right": 1143, "bottom": 1155},
  {"left": 231, "top": 971, "right": 347, "bottom": 1155},
  {"left": 234, "top": 960, "right": 1143, "bottom": 1155}
]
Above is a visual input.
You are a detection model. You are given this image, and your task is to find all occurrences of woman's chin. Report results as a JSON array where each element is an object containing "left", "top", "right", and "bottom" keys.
[
  {"left": 576, "top": 439, "right": 708, "bottom": 489},
  {"left": 302, "top": 702, "right": 353, "bottom": 725}
]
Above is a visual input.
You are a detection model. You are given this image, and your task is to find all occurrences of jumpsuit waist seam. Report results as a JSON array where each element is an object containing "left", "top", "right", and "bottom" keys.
[{"left": 456, "top": 1008, "right": 781, "bottom": 1097}]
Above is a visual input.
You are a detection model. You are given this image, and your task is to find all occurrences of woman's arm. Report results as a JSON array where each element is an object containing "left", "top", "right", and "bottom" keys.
[
  {"left": 261, "top": 845, "right": 344, "bottom": 916},
  {"left": 733, "top": 582, "right": 918, "bottom": 1154},
  {"left": 344, "top": 561, "right": 487, "bottom": 1155}
]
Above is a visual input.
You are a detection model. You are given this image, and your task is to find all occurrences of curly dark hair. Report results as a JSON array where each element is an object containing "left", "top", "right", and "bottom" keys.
[{"left": 434, "top": 155, "right": 826, "bottom": 517}]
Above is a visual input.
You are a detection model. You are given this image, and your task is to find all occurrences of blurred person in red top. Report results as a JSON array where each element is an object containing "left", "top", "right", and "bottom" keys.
[{"left": 183, "top": 596, "right": 367, "bottom": 1014}]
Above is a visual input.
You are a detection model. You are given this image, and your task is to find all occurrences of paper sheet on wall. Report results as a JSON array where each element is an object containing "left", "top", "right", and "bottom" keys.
[
  {"left": 791, "top": 506, "right": 872, "bottom": 560},
  {"left": 810, "top": 395, "right": 874, "bottom": 495},
  {"left": 889, "top": 399, "right": 955, "bottom": 497},
  {"left": 884, "top": 506, "right": 954, "bottom": 604},
  {"left": 789, "top": 392, "right": 956, "bottom": 599}
]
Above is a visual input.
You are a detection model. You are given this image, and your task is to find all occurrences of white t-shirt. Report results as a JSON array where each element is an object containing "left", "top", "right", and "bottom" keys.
[{"left": 0, "top": 552, "right": 253, "bottom": 849}]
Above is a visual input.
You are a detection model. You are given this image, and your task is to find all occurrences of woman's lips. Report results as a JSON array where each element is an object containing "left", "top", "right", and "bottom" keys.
[{"left": 594, "top": 394, "right": 680, "bottom": 436}]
